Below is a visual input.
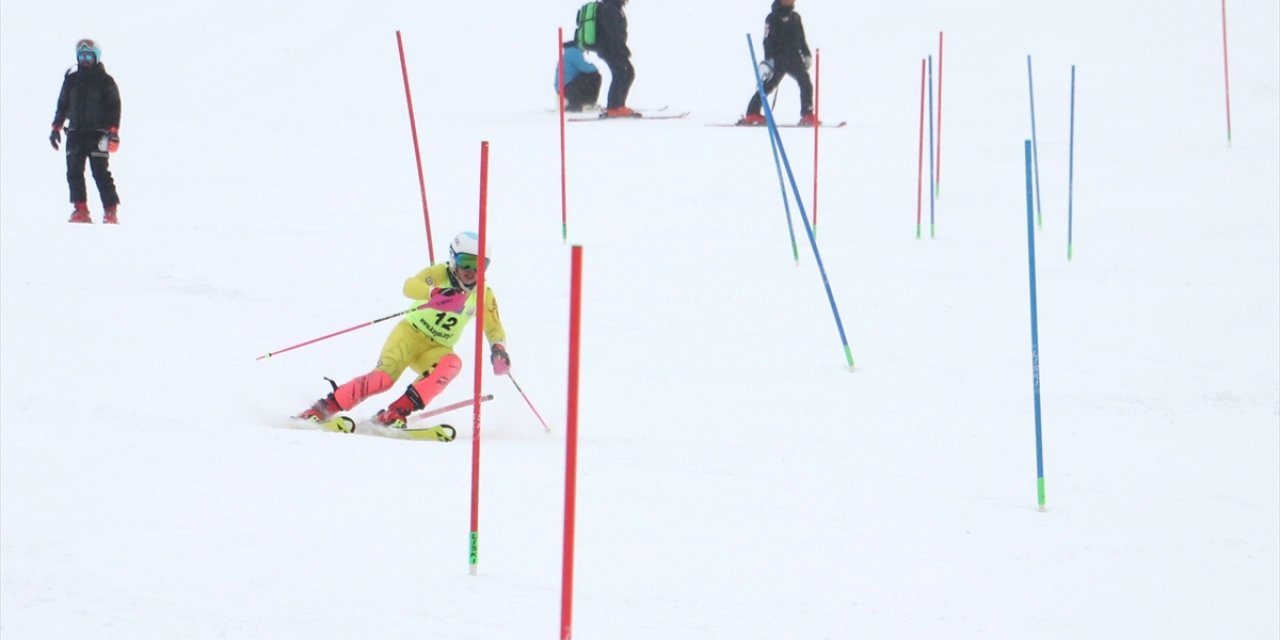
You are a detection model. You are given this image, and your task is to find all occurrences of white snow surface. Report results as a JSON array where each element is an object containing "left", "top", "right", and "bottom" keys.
[{"left": 2, "top": 0, "right": 1278, "bottom": 638}]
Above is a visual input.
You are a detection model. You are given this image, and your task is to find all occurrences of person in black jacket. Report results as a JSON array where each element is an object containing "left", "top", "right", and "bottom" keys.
[
  {"left": 50, "top": 38, "right": 122, "bottom": 224},
  {"left": 594, "top": 0, "right": 638, "bottom": 118},
  {"left": 738, "top": 0, "right": 818, "bottom": 127}
]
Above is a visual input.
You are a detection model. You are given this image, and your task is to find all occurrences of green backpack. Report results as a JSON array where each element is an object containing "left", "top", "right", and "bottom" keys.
[{"left": 575, "top": 1, "right": 601, "bottom": 50}]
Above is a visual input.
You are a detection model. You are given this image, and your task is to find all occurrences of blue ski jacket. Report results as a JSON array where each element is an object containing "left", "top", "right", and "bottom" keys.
[{"left": 554, "top": 43, "right": 599, "bottom": 90}]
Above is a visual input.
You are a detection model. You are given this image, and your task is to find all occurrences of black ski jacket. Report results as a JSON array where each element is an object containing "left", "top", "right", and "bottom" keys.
[
  {"left": 595, "top": 0, "right": 631, "bottom": 58},
  {"left": 52, "top": 63, "right": 121, "bottom": 132},
  {"left": 762, "top": 1, "right": 811, "bottom": 63}
]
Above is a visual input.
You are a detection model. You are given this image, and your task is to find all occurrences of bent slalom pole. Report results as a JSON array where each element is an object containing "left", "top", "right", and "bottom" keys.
[
  {"left": 410, "top": 394, "right": 495, "bottom": 425},
  {"left": 507, "top": 372, "right": 551, "bottom": 432},
  {"left": 256, "top": 303, "right": 430, "bottom": 361},
  {"left": 754, "top": 57, "right": 800, "bottom": 263},
  {"left": 749, "top": 34, "right": 856, "bottom": 370}
]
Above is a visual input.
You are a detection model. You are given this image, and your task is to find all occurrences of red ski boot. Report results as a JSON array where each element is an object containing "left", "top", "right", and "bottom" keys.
[{"left": 68, "top": 203, "right": 91, "bottom": 224}]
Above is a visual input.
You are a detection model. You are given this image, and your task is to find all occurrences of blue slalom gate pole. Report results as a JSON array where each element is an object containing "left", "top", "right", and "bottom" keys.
[
  {"left": 1067, "top": 65, "right": 1077, "bottom": 261},
  {"left": 1027, "top": 55, "right": 1044, "bottom": 229},
  {"left": 749, "top": 44, "right": 800, "bottom": 264},
  {"left": 748, "top": 34, "right": 856, "bottom": 370},
  {"left": 768, "top": 101, "right": 801, "bottom": 265},
  {"left": 927, "top": 55, "right": 936, "bottom": 238},
  {"left": 1023, "top": 139, "right": 1047, "bottom": 511}
]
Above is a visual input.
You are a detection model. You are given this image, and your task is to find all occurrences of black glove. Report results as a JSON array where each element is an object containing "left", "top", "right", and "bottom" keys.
[
  {"left": 49, "top": 126, "right": 61, "bottom": 150},
  {"left": 490, "top": 343, "right": 511, "bottom": 376}
]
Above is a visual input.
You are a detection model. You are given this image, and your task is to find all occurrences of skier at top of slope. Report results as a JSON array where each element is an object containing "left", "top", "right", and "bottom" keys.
[
  {"left": 592, "top": 0, "right": 639, "bottom": 118},
  {"left": 737, "top": 0, "right": 819, "bottom": 127}
]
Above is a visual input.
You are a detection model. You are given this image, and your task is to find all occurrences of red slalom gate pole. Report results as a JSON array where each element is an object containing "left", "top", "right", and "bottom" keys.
[
  {"left": 469, "top": 141, "right": 490, "bottom": 576},
  {"left": 1220, "top": 0, "right": 1233, "bottom": 145},
  {"left": 915, "top": 58, "right": 926, "bottom": 239},
  {"left": 558, "top": 28, "right": 570, "bottom": 240},
  {"left": 396, "top": 30, "right": 435, "bottom": 263},
  {"left": 936, "top": 31, "right": 945, "bottom": 197},
  {"left": 560, "top": 245, "right": 583, "bottom": 640},
  {"left": 811, "top": 49, "right": 821, "bottom": 234}
]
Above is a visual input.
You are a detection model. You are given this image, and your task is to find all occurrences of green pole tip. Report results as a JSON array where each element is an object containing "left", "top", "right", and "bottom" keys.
[{"left": 1037, "top": 477, "right": 1046, "bottom": 509}]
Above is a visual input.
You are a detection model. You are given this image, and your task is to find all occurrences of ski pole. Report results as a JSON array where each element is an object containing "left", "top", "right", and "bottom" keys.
[
  {"left": 256, "top": 303, "right": 428, "bottom": 361},
  {"left": 507, "top": 372, "right": 551, "bottom": 432},
  {"left": 410, "top": 394, "right": 495, "bottom": 425}
]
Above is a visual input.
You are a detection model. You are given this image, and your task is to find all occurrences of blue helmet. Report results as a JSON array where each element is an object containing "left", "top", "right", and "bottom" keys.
[{"left": 76, "top": 38, "right": 101, "bottom": 64}]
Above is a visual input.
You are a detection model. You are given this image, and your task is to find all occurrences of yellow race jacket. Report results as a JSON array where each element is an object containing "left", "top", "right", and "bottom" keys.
[{"left": 402, "top": 263, "right": 506, "bottom": 348}]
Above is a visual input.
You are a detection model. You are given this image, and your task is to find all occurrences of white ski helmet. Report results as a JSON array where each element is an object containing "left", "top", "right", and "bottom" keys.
[
  {"left": 448, "top": 231, "right": 490, "bottom": 275},
  {"left": 449, "top": 231, "right": 481, "bottom": 259}
]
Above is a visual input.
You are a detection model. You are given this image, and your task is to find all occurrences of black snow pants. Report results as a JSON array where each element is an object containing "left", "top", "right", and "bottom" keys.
[
  {"left": 745, "top": 55, "right": 813, "bottom": 117},
  {"left": 65, "top": 129, "right": 119, "bottom": 207},
  {"left": 564, "top": 73, "right": 602, "bottom": 111},
  {"left": 597, "top": 48, "right": 635, "bottom": 109}
]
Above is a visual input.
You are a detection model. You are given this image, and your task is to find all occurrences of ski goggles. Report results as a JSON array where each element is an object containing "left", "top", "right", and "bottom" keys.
[
  {"left": 454, "top": 253, "right": 489, "bottom": 270},
  {"left": 76, "top": 40, "right": 100, "bottom": 63}
]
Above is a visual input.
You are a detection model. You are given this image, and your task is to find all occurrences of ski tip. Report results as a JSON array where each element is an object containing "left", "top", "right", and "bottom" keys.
[{"left": 404, "top": 424, "right": 456, "bottom": 442}]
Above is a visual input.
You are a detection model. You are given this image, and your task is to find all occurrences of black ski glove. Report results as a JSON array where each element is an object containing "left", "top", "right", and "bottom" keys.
[{"left": 49, "top": 126, "right": 61, "bottom": 150}]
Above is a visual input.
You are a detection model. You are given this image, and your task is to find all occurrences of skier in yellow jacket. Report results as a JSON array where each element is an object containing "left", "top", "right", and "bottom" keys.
[{"left": 297, "top": 231, "right": 510, "bottom": 429}]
